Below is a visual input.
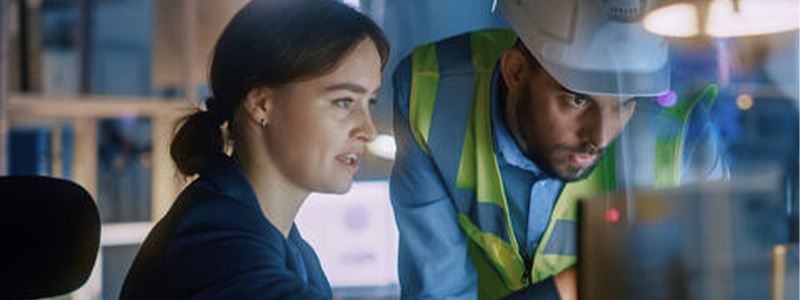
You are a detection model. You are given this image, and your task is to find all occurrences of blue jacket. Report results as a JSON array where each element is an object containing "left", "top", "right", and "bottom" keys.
[{"left": 120, "top": 154, "right": 332, "bottom": 299}]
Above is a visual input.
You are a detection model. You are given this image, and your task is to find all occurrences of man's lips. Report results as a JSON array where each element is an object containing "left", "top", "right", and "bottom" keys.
[{"left": 569, "top": 153, "right": 596, "bottom": 167}]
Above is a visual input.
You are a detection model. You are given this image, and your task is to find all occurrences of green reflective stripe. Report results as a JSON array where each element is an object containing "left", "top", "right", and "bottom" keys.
[
  {"left": 468, "top": 241, "right": 513, "bottom": 300},
  {"left": 661, "top": 84, "right": 718, "bottom": 120},
  {"left": 654, "top": 84, "right": 718, "bottom": 188},
  {"left": 654, "top": 121, "right": 682, "bottom": 188},
  {"left": 531, "top": 144, "right": 617, "bottom": 282},
  {"left": 409, "top": 44, "right": 440, "bottom": 155},
  {"left": 467, "top": 69, "right": 505, "bottom": 208},
  {"left": 455, "top": 29, "right": 515, "bottom": 195},
  {"left": 454, "top": 29, "right": 526, "bottom": 294},
  {"left": 466, "top": 29, "right": 516, "bottom": 208},
  {"left": 459, "top": 214, "right": 526, "bottom": 291},
  {"left": 456, "top": 120, "right": 477, "bottom": 190},
  {"left": 470, "top": 29, "right": 517, "bottom": 72}
]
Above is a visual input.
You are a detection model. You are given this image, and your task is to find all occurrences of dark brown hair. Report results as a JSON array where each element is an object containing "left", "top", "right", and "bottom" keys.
[
  {"left": 515, "top": 39, "right": 543, "bottom": 72},
  {"left": 170, "top": 0, "right": 390, "bottom": 176}
]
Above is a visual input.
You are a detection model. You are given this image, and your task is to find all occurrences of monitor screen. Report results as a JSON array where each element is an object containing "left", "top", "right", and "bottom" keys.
[
  {"left": 579, "top": 179, "right": 790, "bottom": 300},
  {"left": 295, "top": 180, "right": 398, "bottom": 288}
]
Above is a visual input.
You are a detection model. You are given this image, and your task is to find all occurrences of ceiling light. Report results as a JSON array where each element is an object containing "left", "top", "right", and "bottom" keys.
[{"left": 643, "top": 0, "right": 799, "bottom": 38}]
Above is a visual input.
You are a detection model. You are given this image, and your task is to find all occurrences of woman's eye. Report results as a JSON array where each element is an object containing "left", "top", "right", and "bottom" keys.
[
  {"left": 334, "top": 98, "right": 353, "bottom": 109},
  {"left": 368, "top": 98, "right": 378, "bottom": 106}
]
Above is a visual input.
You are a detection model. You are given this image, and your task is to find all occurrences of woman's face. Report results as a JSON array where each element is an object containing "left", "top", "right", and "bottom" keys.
[{"left": 263, "top": 39, "right": 381, "bottom": 194}]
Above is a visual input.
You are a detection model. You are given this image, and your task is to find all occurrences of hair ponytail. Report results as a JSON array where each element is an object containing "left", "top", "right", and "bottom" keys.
[{"left": 170, "top": 108, "right": 225, "bottom": 176}]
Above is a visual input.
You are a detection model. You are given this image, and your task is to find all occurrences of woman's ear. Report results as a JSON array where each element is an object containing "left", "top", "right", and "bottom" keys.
[
  {"left": 242, "top": 87, "right": 274, "bottom": 127},
  {"left": 500, "top": 48, "right": 529, "bottom": 93}
]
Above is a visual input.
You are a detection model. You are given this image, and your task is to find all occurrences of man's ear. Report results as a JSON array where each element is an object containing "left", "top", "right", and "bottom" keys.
[
  {"left": 242, "top": 87, "right": 275, "bottom": 126},
  {"left": 500, "top": 48, "right": 529, "bottom": 93}
]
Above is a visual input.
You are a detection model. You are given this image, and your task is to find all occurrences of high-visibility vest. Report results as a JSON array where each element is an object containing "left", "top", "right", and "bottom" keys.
[{"left": 406, "top": 28, "right": 716, "bottom": 299}]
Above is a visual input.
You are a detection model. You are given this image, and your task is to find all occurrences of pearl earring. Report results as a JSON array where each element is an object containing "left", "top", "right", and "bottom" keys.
[{"left": 260, "top": 118, "right": 267, "bottom": 128}]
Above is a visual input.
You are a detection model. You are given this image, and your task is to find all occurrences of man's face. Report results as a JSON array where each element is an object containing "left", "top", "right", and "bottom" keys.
[{"left": 506, "top": 63, "right": 638, "bottom": 181}]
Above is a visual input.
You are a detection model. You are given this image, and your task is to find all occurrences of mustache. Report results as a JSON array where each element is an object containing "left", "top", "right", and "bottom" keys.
[{"left": 558, "top": 143, "right": 605, "bottom": 156}]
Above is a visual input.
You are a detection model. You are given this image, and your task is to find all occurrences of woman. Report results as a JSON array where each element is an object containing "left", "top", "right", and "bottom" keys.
[{"left": 120, "top": 0, "right": 389, "bottom": 298}]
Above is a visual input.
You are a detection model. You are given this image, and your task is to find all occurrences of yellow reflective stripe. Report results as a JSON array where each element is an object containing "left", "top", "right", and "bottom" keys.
[
  {"left": 409, "top": 44, "right": 440, "bottom": 155},
  {"left": 531, "top": 145, "right": 617, "bottom": 282},
  {"left": 459, "top": 214, "right": 526, "bottom": 291},
  {"left": 443, "top": 29, "right": 527, "bottom": 295},
  {"left": 467, "top": 241, "right": 513, "bottom": 300},
  {"left": 471, "top": 77, "right": 504, "bottom": 207},
  {"left": 456, "top": 122, "right": 476, "bottom": 190},
  {"left": 455, "top": 29, "right": 515, "bottom": 193},
  {"left": 470, "top": 29, "right": 517, "bottom": 72},
  {"left": 455, "top": 30, "right": 522, "bottom": 278},
  {"left": 654, "top": 84, "right": 718, "bottom": 188},
  {"left": 531, "top": 254, "right": 576, "bottom": 283},
  {"left": 456, "top": 29, "right": 515, "bottom": 206},
  {"left": 654, "top": 123, "right": 682, "bottom": 188}
]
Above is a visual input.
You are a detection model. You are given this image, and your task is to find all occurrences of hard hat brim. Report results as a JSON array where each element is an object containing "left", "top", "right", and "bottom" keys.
[{"left": 538, "top": 58, "right": 672, "bottom": 97}]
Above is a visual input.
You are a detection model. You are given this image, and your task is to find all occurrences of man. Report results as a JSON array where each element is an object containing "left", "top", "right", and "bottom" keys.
[{"left": 389, "top": 0, "right": 727, "bottom": 299}]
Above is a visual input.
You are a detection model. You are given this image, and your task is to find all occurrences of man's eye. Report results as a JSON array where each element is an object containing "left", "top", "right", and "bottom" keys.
[
  {"left": 623, "top": 98, "right": 638, "bottom": 109},
  {"left": 368, "top": 98, "right": 378, "bottom": 105},
  {"left": 334, "top": 98, "right": 353, "bottom": 109},
  {"left": 571, "top": 95, "right": 588, "bottom": 107}
]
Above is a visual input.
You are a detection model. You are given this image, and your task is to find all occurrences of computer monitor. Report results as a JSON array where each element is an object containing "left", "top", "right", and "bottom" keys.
[
  {"left": 578, "top": 179, "right": 790, "bottom": 300},
  {"left": 295, "top": 180, "right": 398, "bottom": 289}
]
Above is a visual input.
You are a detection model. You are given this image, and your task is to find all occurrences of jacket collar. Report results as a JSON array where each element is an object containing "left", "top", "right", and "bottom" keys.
[
  {"left": 198, "top": 153, "right": 302, "bottom": 239},
  {"left": 200, "top": 153, "right": 261, "bottom": 210}
]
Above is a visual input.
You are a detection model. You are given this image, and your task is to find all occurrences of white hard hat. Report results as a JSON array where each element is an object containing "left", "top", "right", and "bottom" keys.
[{"left": 493, "top": 0, "right": 670, "bottom": 97}]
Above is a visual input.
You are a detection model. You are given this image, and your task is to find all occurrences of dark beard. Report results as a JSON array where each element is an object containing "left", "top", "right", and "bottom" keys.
[
  {"left": 522, "top": 145, "right": 603, "bottom": 182},
  {"left": 512, "top": 85, "right": 604, "bottom": 181}
]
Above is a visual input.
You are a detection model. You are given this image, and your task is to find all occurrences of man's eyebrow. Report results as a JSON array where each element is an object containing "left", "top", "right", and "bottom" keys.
[
  {"left": 622, "top": 97, "right": 640, "bottom": 106},
  {"left": 325, "top": 83, "right": 369, "bottom": 94},
  {"left": 557, "top": 85, "right": 637, "bottom": 105},
  {"left": 558, "top": 85, "right": 599, "bottom": 102}
]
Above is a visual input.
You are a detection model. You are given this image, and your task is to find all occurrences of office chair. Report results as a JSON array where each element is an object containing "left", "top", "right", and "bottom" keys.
[{"left": 0, "top": 176, "right": 100, "bottom": 300}]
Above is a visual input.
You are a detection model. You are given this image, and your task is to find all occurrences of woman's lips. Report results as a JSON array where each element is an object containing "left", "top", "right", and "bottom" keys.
[{"left": 336, "top": 153, "right": 359, "bottom": 172}]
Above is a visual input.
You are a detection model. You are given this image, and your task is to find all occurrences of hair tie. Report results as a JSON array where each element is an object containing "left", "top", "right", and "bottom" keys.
[{"left": 204, "top": 96, "right": 229, "bottom": 125}]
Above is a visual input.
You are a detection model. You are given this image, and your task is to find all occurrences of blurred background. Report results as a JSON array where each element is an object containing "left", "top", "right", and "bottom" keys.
[{"left": 0, "top": 0, "right": 796, "bottom": 299}]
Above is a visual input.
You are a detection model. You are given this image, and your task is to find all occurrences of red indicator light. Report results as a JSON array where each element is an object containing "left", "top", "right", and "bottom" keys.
[{"left": 605, "top": 207, "right": 620, "bottom": 223}]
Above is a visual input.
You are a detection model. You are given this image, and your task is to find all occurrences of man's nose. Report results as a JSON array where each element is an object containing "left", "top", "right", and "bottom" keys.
[{"left": 582, "top": 110, "right": 625, "bottom": 150}]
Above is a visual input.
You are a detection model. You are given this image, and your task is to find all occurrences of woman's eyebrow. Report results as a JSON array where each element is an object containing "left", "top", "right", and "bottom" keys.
[{"left": 325, "top": 83, "right": 368, "bottom": 94}]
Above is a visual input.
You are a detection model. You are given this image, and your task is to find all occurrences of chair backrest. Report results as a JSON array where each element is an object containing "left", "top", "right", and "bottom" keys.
[{"left": 0, "top": 176, "right": 100, "bottom": 300}]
